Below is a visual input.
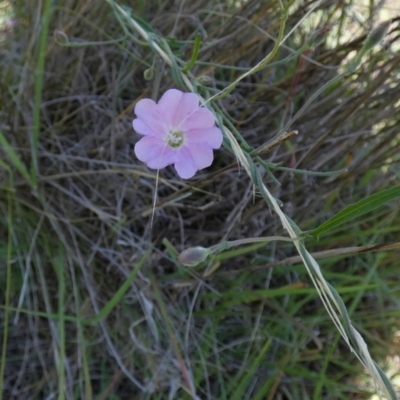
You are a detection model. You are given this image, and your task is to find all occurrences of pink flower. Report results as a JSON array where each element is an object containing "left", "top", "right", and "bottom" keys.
[{"left": 133, "top": 89, "right": 223, "bottom": 179}]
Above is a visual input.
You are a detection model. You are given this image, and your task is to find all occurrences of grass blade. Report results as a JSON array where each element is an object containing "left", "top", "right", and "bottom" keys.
[
  {"left": 311, "top": 185, "right": 400, "bottom": 239},
  {"left": 89, "top": 246, "right": 152, "bottom": 324},
  {"left": 0, "top": 165, "right": 13, "bottom": 400},
  {"left": 0, "top": 130, "right": 32, "bottom": 185},
  {"left": 31, "top": 0, "right": 53, "bottom": 188}
]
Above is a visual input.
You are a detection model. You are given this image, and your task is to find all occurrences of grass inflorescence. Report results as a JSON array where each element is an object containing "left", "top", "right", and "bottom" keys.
[{"left": 1, "top": 0, "right": 400, "bottom": 399}]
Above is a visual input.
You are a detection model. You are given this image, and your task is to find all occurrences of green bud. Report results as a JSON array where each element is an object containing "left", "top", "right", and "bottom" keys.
[
  {"left": 364, "top": 20, "right": 391, "bottom": 52},
  {"left": 143, "top": 68, "right": 154, "bottom": 81},
  {"left": 178, "top": 246, "right": 211, "bottom": 267},
  {"left": 347, "top": 20, "right": 391, "bottom": 73},
  {"left": 54, "top": 30, "right": 69, "bottom": 45},
  {"left": 197, "top": 75, "right": 213, "bottom": 85}
]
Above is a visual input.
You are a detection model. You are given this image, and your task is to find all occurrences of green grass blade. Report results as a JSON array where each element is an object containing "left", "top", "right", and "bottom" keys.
[
  {"left": 0, "top": 305, "right": 90, "bottom": 325},
  {"left": 89, "top": 246, "right": 152, "bottom": 324},
  {"left": 0, "top": 130, "right": 32, "bottom": 185},
  {"left": 228, "top": 339, "right": 272, "bottom": 400},
  {"left": 182, "top": 32, "right": 201, "bottom": 73},
  {"left": 311, "top": 185, "right": 400, "bottom": 239}
]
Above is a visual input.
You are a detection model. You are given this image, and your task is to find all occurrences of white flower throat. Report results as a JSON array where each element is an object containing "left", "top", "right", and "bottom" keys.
[{"left": 167, "top": 130, "right": 184, "bottom": 148}]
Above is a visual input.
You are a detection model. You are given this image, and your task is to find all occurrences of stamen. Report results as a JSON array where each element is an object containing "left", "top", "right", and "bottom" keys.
[{"left": 167, "top": 130, "right": 184, "bottom": 148}]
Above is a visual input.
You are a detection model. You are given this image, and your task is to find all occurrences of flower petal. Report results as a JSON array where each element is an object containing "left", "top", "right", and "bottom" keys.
[
  {"left": 147, "top": 150, "right": 178, "bottom": 169},
  {"left": 174, "top": 147, "right": 197, "bottom": 179},
  {"left": 172, "top": 92, "right": 200, "bottom": 127},
  {"left": 157, "top": 89, "right": 183, "bottom": 127},
  {"left": 134, "top": 98, "right": 167, "bottom": 136},
  {"left": 132, "top": 119, "right": 162, "bottom": 138},
  {"left": 134, "top": 136, "right": 178, "bottom": 169},
  {"left": 185, "top": 126, "right": 223, "bottom": 149},
  {"left": 186, "top": 143, "right": 214, "bottom": 170},
  {"left": 180, "top": 108, "right": 216, "bottom": 131}
]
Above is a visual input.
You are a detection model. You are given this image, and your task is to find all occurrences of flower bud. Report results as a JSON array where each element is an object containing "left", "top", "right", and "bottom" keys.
[
  {"left": 197, "top": 75, "right": 213, "bottom": 85},
  {"left": 178, "top": 246, "right": 211, "bottom": 267},
  {"left": 54, "top": 30, "right": 69, "bottom": 45},
  {"left": 143, "top": 68, "right": 154, "bottom": 81},
  {"left": 364, "top": 20, "right": 391, "bottom": 51}
]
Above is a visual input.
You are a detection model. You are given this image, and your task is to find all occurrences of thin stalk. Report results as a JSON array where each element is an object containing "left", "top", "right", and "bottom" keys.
[{"left": 31, "top": 0, "right": 53, "bottom": 188}]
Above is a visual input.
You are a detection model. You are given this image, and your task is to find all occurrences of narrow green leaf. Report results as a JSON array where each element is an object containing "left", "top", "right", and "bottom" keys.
[
  {"left": 183, "top": 33, "right": 201, "bottom": 73},
  {"left": 311, "top": 185, "right": 400, "bottom": 239},
  {"left": 0, "top": 305, "right": 90, "bottom": 325},
  {"left": 229, "top": 339, "right": 272, "bottom": 400},
  {"left": 0, "top": 130, "right": 32, "bottom": 185},
  {"left": 90, "top": 246, "right": 152, "bottom": 324},
  {"left": 130, "top": 12, "right": 157, "bottom": 34},
  {"left": 216, "top": 242, "right": 266, "bottom": 261}
]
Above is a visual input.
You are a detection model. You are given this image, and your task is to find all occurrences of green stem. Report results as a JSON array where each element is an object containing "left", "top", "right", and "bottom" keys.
[
  {"left": 212, "top": 5, "right": 289, "bottom": 100},
  {"left": 210, "top": 236, "right": 297, "bottom": 254}
]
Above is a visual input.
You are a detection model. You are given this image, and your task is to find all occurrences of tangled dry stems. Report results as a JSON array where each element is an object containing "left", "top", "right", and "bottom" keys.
[{"left": 1, "top": 0, "right": 400, "bottom": 398}]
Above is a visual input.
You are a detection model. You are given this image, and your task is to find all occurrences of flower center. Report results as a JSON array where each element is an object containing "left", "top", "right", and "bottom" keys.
[{"left": 167, "top": 130, "right": 184, "bottom": 148}]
